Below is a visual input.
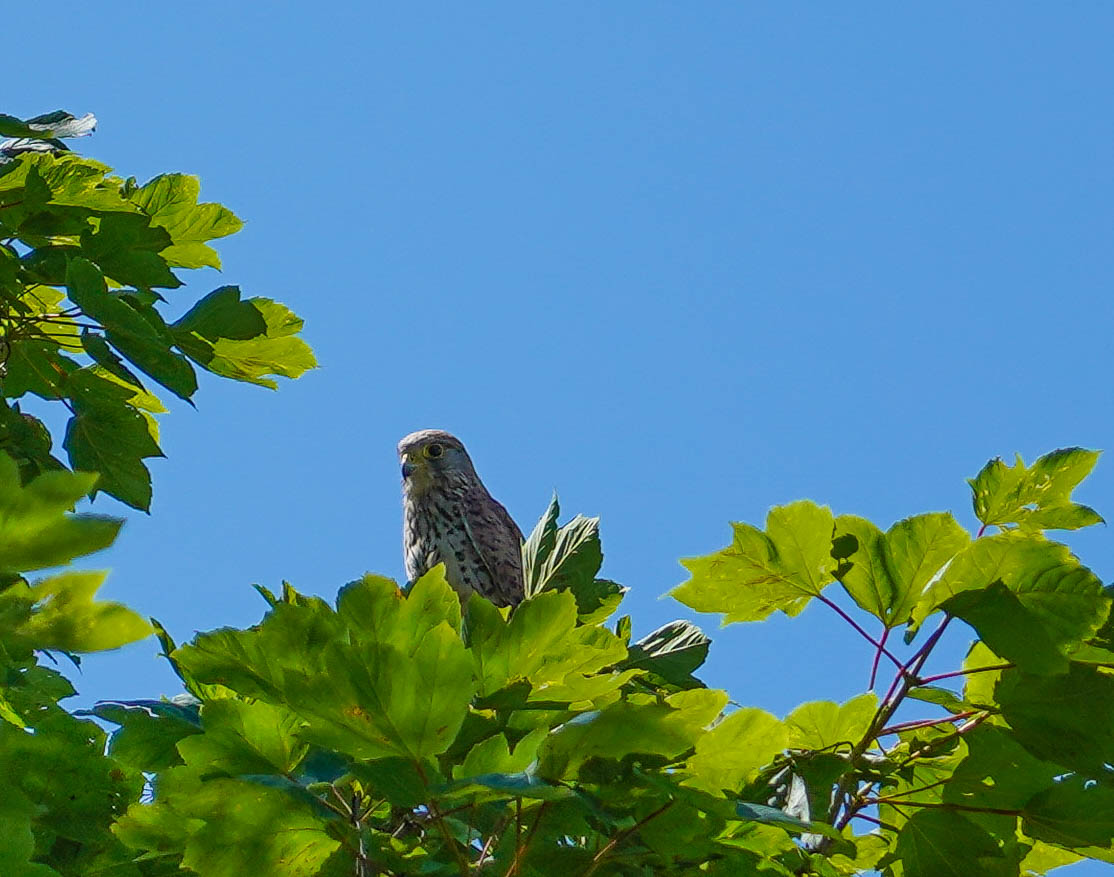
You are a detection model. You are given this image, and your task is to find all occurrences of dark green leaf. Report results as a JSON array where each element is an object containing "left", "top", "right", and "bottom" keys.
[
  {"left": 944, "top": 726, "right": 1059, "bottom": 810},
  {"left": 1023, "top": 776, "right": 1114, "bottom": 849},
  {"left": 348, "top": 757, "right": 432, "bottom": 807},
  {"left": 619, "top": 619, "right": 710, "bottom": 688},
  {"left": 996, "top": 664, "right": 1114, "bottom": 772},
  {"left": 79, "top": 213, "right": 180, "bottom": 289},
  {"left": 944, "top": 581, "right": 1068, "bottom": 675},
  {"left": 87, "top": 699, "right": 201, "bottom": 770},
  {"left": 172, "top": 293, "right": 316, "bottom": 389},
  {"left": 522, "top": 494, "right": 604, "bottom": 600},
  {"left": 63, "top": 367, "right": 163, "bottom": 510},
  {"left": 893, "top": 809, "right": 1002, "bottom": 877},
  {"left": 172, "top": 286, "right": 267, "bottom": 340},
  {"left": 66, "top": 259, "right": 196, "bottom": 400}
]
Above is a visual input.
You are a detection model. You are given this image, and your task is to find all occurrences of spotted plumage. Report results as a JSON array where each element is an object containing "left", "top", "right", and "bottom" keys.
[{"left": 399, "top": 429, "right": 524, "bottom": 607}]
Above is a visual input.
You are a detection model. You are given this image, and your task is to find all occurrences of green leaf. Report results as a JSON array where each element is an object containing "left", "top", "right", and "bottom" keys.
[
  {"left": 172, "top": 290, "right": 316, "bottom": 388},
  {"left": 995, "top": 664, "right": 1114, "bottom": 772},
  {"left": 1018, "top": 841, "right": 1084, "bottom": 875},
  {"left": 178, "top": 698, "right": 307, "bottom": 776},
  {"left": 348, "top": 757, "right": 431, "bottom": 807},
  {"left": 943, "top": 725, "right": 1059, "bottom": 810},
  {"left": 969, "top": 447, "right": 1104, "bottom": 532},
  {"left": 1023, "top": 776, "right": 1114, "bottom": 849},
  {"left": 522, "top": 494, "right": 604, "bottom": 602},
  {"left": 734, "top": 802, "right": 841, "bottom": 839},
  {"left": 893, "top": 809, "right": 1002, "bottom": 877},
  {"left": 0, "top": 716, "right": 143, "bottom": 850},
  {"left": 619, "top": 619, "right": 710, "bottom": 688},
  {"left": 465, "top": 589, "right": 627, "bottom": 700},
  {"left": 180, "top": 576, "right": 475, "bottom": 761},
  {"left": 0, "top": 403, "right": 66, "bottom": 484},
  {"left": 913, "top": 532, "right": 1110, "bottom": 654},
  {"left": 172, "top": 286, "right": 267, "bottom": 340},
  {"left": 8, "top": 571, "right": 152, "bottom": 652},
  {"left": 784, "top": 693, "right": 877, "bottom": 751},
  {"left": 943, "top": 582, "right": 1066, "bottom": 675},
  {"left": 685, "top": 707, "right": 789, "bottom": 795},
  {"left": 447, "top": 770, "right": 576, "bottom": 801},
  {"left": 540, "top": 689, "right": 728, "bottom": 778},
  {"left": 128, "top": 174, "right": 242, "bottom": 270},
  {"left": 0, "top": 454, "right": 120, "bottom": 572},
  {"left": 81, "top": 330, "right": 147, "bottom": 391},
  {"left": 293, "top": 622, "right": 474, "bottom": 760},
  {"left": 522, "top": 493, "right": 560, "bottom": 596},
  {"left": 672, "top": 500, "right": 836, "bottom": 623},
  {"left": 66, "top": 258, "right": 197, "bottom": 401},
  {"left": 178, "top": 779, "right": 340, "bottom": 877},
  {"left": 88, "top": 698, "right": 202, "bottom": 770},
  {"left": 63, "top": 367, "right": 164, "bottom": 511},
  {"left": 835, "top": 512, "right": 970, "bottom": 627},
  {"left": 2, "top": 340, "right": 78, "bottom": 400},
  {"left": 79, "top": 213, "right": 180, "bottom": 289},
  {"left": 453, "top": 728, "right": 547, "bottom": 779}
]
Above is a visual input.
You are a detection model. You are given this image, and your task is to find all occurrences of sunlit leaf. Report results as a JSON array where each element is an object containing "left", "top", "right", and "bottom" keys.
[
  {"left": 0, "top": 454, "right": 120, "bottom": 572},
  {"left": 913, "top": 533, "right": 1110, "bottom": 659},
  {"left": 673, "top": 501, "right": 836, "bottom": 623},
  {"left": 686, "top": 707, "right": 788, "bottom": 795},
  {"left": 970, "top": 447, "right": 1103, "bottom": 532},
  {"left": 129, "top": 174, "right": 242, "bottom": 269},
  {"left": 785, "top": 693, "right": 877, "bottom": 751},
  {"left": 835, "top": 512, "right": 969, "bottom": 627}
]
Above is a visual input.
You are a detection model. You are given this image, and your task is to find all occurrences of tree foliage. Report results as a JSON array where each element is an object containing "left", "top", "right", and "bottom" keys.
[
  {"left": 0, "top": 110, "right": 315, "bottom": 510},
  {"left": 1, "top": 111, "right": 1112, "bottom": 876}
]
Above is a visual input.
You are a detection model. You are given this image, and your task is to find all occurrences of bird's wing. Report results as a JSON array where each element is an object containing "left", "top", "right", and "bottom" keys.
[{"left": 462, "top": 486, "right": 525, "bottom": 606}]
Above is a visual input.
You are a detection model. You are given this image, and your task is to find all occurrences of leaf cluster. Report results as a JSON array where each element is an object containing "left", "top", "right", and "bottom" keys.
[
  {"left": 673, "top": 446, "right": 1114, "bottom": 876},
  {"left": 0, "top": 110, "right": 315, "bottom": 509},
  {"left": 0, "top": 456, "right": 153, "bottom": 876}
]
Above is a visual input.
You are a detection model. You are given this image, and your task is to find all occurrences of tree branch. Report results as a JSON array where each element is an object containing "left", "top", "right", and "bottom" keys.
[{"left": 816, "top": 594, "right": 904, "bottom": 673}]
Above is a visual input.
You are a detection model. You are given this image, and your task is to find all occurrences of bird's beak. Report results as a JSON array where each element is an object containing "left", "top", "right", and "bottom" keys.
[{"left": 401, "top": 459, "right": 415, "bottom": 479}]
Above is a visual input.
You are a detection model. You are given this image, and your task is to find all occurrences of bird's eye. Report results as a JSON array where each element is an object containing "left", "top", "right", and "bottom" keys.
[{"left": 425, "top": 443, "right": 444, "bottom": 459}]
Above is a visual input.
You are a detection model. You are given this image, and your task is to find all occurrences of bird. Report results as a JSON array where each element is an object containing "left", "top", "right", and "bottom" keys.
[{"left": 399, "top": 429, "right": 525, "bottom": 607}]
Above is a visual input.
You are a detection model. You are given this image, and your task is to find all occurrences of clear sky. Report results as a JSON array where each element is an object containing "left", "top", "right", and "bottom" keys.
[{"left": 8, "top": 5, "right": 1114, "bottom": 871}]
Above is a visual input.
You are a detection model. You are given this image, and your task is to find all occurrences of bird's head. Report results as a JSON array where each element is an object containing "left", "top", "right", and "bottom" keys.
[{"left": 398, "top": 429, "right": 476, "bottom": 493}]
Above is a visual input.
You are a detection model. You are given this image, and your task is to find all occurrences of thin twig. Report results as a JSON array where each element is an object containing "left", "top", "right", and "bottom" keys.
[
  {"left": 868, "top": 627, "right": 891, "bottom": 689},
  {"left": 506, "top": 802, "right": 547, "bottom": 877},
  {"left": 850, "top": 813, "right": 898, "bottom": 832},
  {"left": 817, "top": 594, "right": 904, "bottom": 672},
  {"left": 918, "top": 664, "right": 1013, "bottom": 686},
  {"left": 827, "top": 614, "right": 954, "bottom": 834},
  {"left": 582, "top": 801, "right": 674, "bottom": 877},
  {"left": 878, "top": 710, "right": 978, "bottom": 737},
  {"left": 865, "top": 797, "right": 1020, "bottom": 817}
]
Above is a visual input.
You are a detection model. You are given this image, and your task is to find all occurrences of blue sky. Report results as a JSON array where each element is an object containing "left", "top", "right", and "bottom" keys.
[{"left": 8, "top": 4, "right": 1113, "bottom": 870}]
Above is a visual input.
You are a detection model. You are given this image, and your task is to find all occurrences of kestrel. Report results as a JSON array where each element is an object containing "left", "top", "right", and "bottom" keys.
[{"left": 399, "top": 429, "right": 525, "bottom": 607}]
